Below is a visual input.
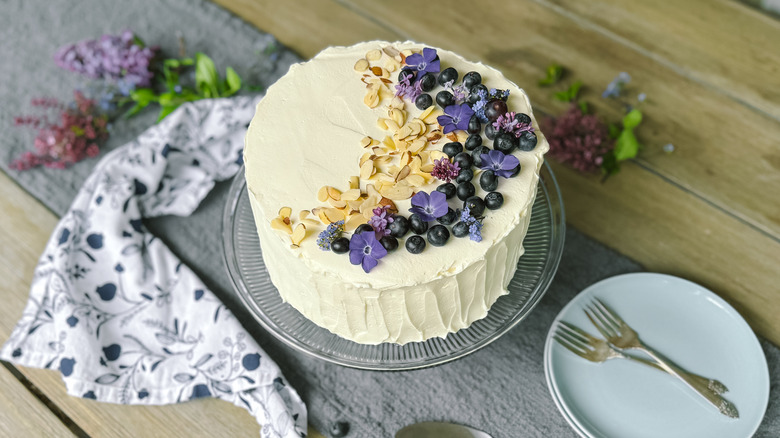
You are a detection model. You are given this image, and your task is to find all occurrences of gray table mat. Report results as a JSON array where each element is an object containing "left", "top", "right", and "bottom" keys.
[{"left": 1, "top": 1, "right": 777, "bottom": 437}]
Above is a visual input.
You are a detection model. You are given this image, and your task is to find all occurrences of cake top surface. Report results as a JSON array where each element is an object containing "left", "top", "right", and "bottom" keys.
[{"left": 245, "top": 41, "right": 548, "bottom": 289}]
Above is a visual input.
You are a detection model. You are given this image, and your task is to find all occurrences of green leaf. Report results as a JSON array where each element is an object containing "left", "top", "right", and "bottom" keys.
[
  {"left": 224, "top": 67, "right": 242, "bottom": 96},
  {"left": 244, "top": 85, "right": 264, "bottom": 92},
  {"left": 130, "top": 88, "right": 157, "bottom": 106},
  {"left": 622, "top": 108, "right": 642, "bottom": 129},
  {"left": 157, "top": 92, "right": 177, "bottom": 107},
  {"left": 179, "top": 57, "right": 194, "bottom": 66},
  {"left": 195, "top": 52, "right": 220, "bottom": 98},
  {"left": 614, "top": 129, "right": 640, "bottom": 161},
  {"left": 157, "top": 105, "right": 179, "bottom": 122},
  {"left": 123, "top": 101, "right": 151, "bottom": 118},
  {"left": 607, "top": 123, "right": 621, "bottom": 139},
  {"left": 578, "top": 101, "right": 589, "bottom": 114},
  {"left": 539, "top": 64, "right": 564, "bottom": 86},
  {"left": 554, "top": 80, "right": 583, "bottom": 102},
  {"left": 132, "top": 35, "right": 146, "bottom": 48},
  {"left": 164, "top": 59, "right": 181, "bottom": 68},
  {"left": 600, "top": 150, "right": 620, "bottom": 178}
]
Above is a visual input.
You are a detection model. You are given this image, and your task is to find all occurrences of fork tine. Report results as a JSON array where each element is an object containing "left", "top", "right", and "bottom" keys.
[
  {"left": 557, "top": 321, "right": 591, "bottom": 344},
  {"left": 584, "top": 305, "right": 614, "bottom": 338},
  {"left": 594, "top": 298, "right": 625, "bottom": 326},
  {"left": 553, "top": 334, "right": 588, "bottom": 357},
  {"left": 556, "top": 326, "right": 591, "bottom": 351},
  {"left": 588, "top": 301, "right": 620, "bottom": 334}
]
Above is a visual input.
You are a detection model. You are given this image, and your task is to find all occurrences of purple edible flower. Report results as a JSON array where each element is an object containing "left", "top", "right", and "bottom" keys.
[
  {"left": 316, "top": 220, "right": 345, "bottom": 251},
  {"left": 437, "top": 104, "right": 475, "bottom": 134},
  {"left": 443, "top": 80, "right": 468, "bottom": 105},
  {"left": 602, "top": 72, "right": 631, "bottom": 98},
  {"left": 394, "top": 75, "right": 424, "bottom": 102},
  {"left": 460, "top": 206, "right": 483, "bottom": 242},
  {"left": 493, "top": 111, "right": 535, "bottom": 138},
  {"left": 479, "top": 150, "right": 520, "bottom": 178},
  {"left": 404, "top": 47, "right": 440, "bottom": 75},
  {"left": 431, "top": 158, "right": 460, "bottom": 183},
  {"left": 349, "top": 231, "right": 388, "bottom": 273},
  {"left": 408, "top": 190, "right": 449, "bottom": 222},
  {"left": 368, "top": 206, "right": 394, "bottom": 238}
]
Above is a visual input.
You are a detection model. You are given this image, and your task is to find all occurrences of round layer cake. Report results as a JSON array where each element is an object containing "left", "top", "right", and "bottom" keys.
[{"left": 244, "top": 41, "right": 548, "bottom": 345}]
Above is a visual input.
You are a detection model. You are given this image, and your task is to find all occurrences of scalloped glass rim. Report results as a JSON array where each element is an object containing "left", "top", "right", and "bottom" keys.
[{"left": 222, "top": 161, "right": 565, "bottom": 370}]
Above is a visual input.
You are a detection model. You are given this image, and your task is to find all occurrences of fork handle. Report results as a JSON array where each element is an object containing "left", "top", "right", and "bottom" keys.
[
  {"left": 622, "top": 354, "right": 727, "bottom": 395},
  {"left": 638, "top": 346, "right": 739, "bottom": 419}
]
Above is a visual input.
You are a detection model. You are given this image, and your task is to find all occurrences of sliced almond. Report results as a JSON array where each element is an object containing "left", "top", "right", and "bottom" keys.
[
  {"left": 327, "top": 198, "right": 347, "bottom": 209},
  {"left": 324, "top": 208, "right": 345, "bottom": 223},
  {"left": 366, "top": 49, "right": 382, "bottom": 61},
  {"left": 379, "top": 183, "right": 414, "bottom": 201},
  {"left": 395, "top": 165, "right": 411, "bottom": 182},
  {"left": 290, "top": 223, "right": 306, "bottom": 247},
  {"left": 378, "top": 197, "right": 398, "bottom": 213},
  {"left": 359, "top": 151, "right": 373, "bottom": 167},
  {"left": 301, "top": 218, "right": 321, "bottom": 228},
  {"left": 423, "top": 108, "right": 444, "bottom": 124},
  {"left": 299, "top": 210, "right": 311, "bottom": 221},
  {"left": 317, "top": 186, "right": 329, "bottom": 202},
  {"left": 360, "top": 160, "right": 375, "bottom": 180},
  {"left": 382, "top": 46, "right": 400, "bottom": 58},
  {"left": 364, "top": 92, "right": 380, "bottom": 108},
  {"left": 419, "top": 105, "right": 435, "bottom": 121},
  {"left": 327, "top": 187, "right": 342, "bottom": 201},
  {"left": 429, "top": 150, "right": 448, "bottom": 162},
  {"left": 384, "top": 60, "right": 398, "bottom": 72},
  {"left": 370, "top": 66, "right": 383, "bottom": 76},
  {"left": 376, "top": 118, "right": 388, "bottom": 131},
  {"left": 346, "top": 198, "right": 365, "bottom": 211},
  {"left": 420, "top": 163, "right": 435, "bottom": 173},
  {"left": 385, "top": 119, "right": 400, "bottom": 132},
  {"left": 401, "top": 49, "right": 413, "bottom": 57},
  {"left": 366, "top": 184, "right": 380, "bottom": 198},
  {"left": 271, "top": 217, "right": 292, "bottom": 234},
  {"left": 408, "top": 138, "right": 427, "bottom": 155},
  {"left": 405, "top": 174, "right": 426, "bottom": 187},
  {"left": 341, "top": 188, "right": 361, "bottom": 201},
  {"left": 349, "top": 176, "right": 360, "bottom": 190},
  {"left": 354, "top": 58, "right": 369, "bottom": 72},
  {"left": 360, "top": 136, "right": 372, "bottom": 148},
  {"left": 389, "top": 108, "right": 406, "bottom": 127},
  {"left": 278, "top": 206, "right": 292, "bottom": 218},
  {"left": 390, "top": 96, "right": 405, "bottom": 109},
  {"left": 344, "top": 213, "right": 368, "bottom": 231}
]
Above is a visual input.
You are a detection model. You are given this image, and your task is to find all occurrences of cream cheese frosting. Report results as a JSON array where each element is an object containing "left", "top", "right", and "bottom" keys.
[{"left": 244, "top": 41, "right": 548, "bottom": 344}]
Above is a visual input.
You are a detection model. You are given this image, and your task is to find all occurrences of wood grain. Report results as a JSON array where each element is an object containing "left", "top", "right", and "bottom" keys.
[{"left": 0, "top": 365, "right": 74, "bottom": 437}]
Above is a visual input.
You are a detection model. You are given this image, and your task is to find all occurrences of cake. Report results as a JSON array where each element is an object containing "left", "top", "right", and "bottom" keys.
[{"left": 244, "top": 41, "right": 548, "bottom": 345}]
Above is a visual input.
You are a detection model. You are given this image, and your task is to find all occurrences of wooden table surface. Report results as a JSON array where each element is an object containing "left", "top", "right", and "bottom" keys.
[{"left": 1, "top": 0, "right": 778, "bottom": 436}]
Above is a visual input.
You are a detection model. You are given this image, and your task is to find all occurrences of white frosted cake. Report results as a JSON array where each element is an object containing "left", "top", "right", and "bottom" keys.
[{"left": 244, "top": 41, "right": 548, "bottom": 345}]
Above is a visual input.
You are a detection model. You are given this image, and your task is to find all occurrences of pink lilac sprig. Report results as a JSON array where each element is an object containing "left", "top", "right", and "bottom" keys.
[
  {"left": 54, "top": 30, "right": 157, "bottom": 92},
  {"left": 542, "top": 104, "right": 614, "bottom": 173},
  {"left": 460, "top": 206, "right": 483, "bottom": 242},
  {"left": 394, "top": 74, "right": 424, "bottom": 102},
  {"left": 368, "top": 206, "right": 394, "bottom": 238},
  {"left": 10, "top": 91, "right": 108, "bottom": 171},
  {"left": 431, "top": 158, "right": 460, "bottom": 183},
  {"left": 443, "top": 80, "right": 467, "bottom": 105},
  {"left": 492, "top": 112, "right": 535, "bottom": 138}
]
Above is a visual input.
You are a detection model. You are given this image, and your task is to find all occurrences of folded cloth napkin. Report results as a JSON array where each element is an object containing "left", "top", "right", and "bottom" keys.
[{"left": 0, "top": 96, "right": 307, "bottom": 438}]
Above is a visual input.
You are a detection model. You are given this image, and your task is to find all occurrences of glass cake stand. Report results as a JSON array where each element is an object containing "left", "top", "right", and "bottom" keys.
[{"left": 222, "top": 162, "right": 565, "bottom": 370}]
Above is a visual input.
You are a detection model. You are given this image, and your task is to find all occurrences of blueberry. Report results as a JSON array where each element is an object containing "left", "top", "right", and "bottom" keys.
[
  {"left": 427, "top": 225, "right": 450, "bottom": 247},
  {"left": 471, "top": 145, "right": 491, "bottom": 167},
  {"left": 456, "top": 168, "right": 474, "bottom": 184},
  {"left": 515, "top": 113, "right": 532, "bottom": 125},
  {"left": 436, "top": 91, "right": 455, "bottom": 108},
  {"left": 406, "top": 235, "right": 426, "bottom": 254},
  {"left": 457, "top": 182, "right": 476, "bottom": 201},
  {"left": 398, "top": 68, "right": 415, "bottom": 83},
  {"left": 419, "top": 72, "right": 437, "bottom": 92},
  {"left": 452, "top": 221, "right": 470, "bottom": 238},
  {"left": 380, "top": 236, "right": 399, "bottom": 252},
  {"left": 442, "top": 142, "right": 463, "bottom": 158},
  {"left": 330, "top": 421, "right": 350, "bottom": 438},
  {"left": 464, "top": 196, "right": 486, "bottom": 217},
  {"left": 479, "top": 170, "right": 499, "bottom": 192},
  {"left": 494, "top": 132, "right": 517, "bottom": 154},
  {"left": 508, "top": 163, "right": 522, "bottom": 178},
  {"left": 436, "top": 183, "right": 457, "bottom": 199},
  {"left": 389, "top": 216, "right": 410, "bottom": 238},
  {"left": 453, "top": 152, "right": 473, "bottom": 170},
  {"left": 462, "top": 71, "right": 482, "bottom": 90},
  {"left": 331, "top": 237, "right": 350, "bottom": 254},
  {"left": 464, "top": 134, "right": 482, "bottom": 151},
  {"left": 485, "top": 192, "right": 504, "bottom": 210},
  {"left": 518, "top": 131, "right": 538, "bottom": 151},
  {"left": 485, "top": 99, "right": 508, "bottom": 122},
  {"left": 415, "top": 93, "right": 433, "bottom": 110},
  {"left": 438, "top": 67, "right": 458, "bottom": 86},
  {"left": 485, "top": 123, "right": 498, "bottom": 140},
  {"left": 409, "top": 213, "right": 428, "bottom": 234},
  {"left": 436, "top": 208, "right": 457, "bottom": 225},
  {"left": 467, "top": 115, "right": 481, "bottom": 135},
  {"left": 468, "top": 84, "right": 488, "bottom": 104},
  {"left": 355, "top": 224, "right": 374, "bottom": 234}
]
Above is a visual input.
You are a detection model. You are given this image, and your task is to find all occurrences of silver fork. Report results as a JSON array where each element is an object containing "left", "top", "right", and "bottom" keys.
[
  {"left": 554, "top": 321, "right": 725, "bottom": 394},
  {"left": 584, "top": 298, "right": 739, "bottom": 418}
]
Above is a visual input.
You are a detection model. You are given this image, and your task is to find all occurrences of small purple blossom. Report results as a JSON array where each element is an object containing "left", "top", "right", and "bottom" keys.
[
  {"left": 431, "top": 158, "right": 460, "bottom": 182},
  {"left": 316, "top": 220, "right": 345, "bottom": 251},
  {"left": 471, "top": 88, "right": 489, "bottom": 122},
  {"left": 395, "top": 75, "right": 424, "bottom": 102},
  {"left": 409, "top": 191, "right": 449, "bottom": 222},
  {"left": 443, "top": 80, "right": 468, "bottom": 104},
  {"left": 437, "top": 104, "right": 475, "bottom": 134},
  {"left": 368, "top": 206, "right": 394, "bottom": 238},
  {"left": 479, "top": 150, "right": 520, "bottom": 178},
  {"left": 493, "top": 112, "right": 535, "bottom": 138},
  {"left": 602, "top": 72, "right": 631, "bottom": 98},
  {"left": 460, "top": 206, "right": 483, "bottom": 242},
  {"left": 404, "top": 47, "right": 440, "bottom": 75},
  {"left": 349, "top": 231, "right": 388, "bottom": 273}
]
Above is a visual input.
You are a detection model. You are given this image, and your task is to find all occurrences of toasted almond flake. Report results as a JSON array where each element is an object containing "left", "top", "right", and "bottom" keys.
[
  {"left": 366, "top": 49, "right": 382, "bottom": 61},
  {"left": 359, "top": 152, "right": 372, "bottom": 167},
  {"left": 366, "top": 184, "right": 380, "bottom": 198},
  {"left": 382, "top": 46, "right": 400, "bottom": 58},
  {"left": 345, "top": 213, "right": 368, "bottom": 231},
  {"left": 395, "top": 165, "right": 411, "bottom": 182},
  {"left": 446, "top": 133, "right": 459, "bottom": 142},
  {"left": 423, "top": 108, "right": 443, "bottom": 124},
  {"left": 410, "top": 155, "right": 422, "bottom": 172},
  {"left": 349, "top": 176, "right": 360, "bottom": 190},
  {"left": 380, "top": 77, "right": 393, "bottom": 85},
  {"left": 400, "top": 151, "right": 411, "bottom": 166},
  {"left": 360, "top": 160, "right": 375, "bottom": 180},
  {"left": 385, "top": 119, "right": 400, "bottom": 132},
  {"left": 301, "top": 219, "right": 321, "bottom": 228},
  {"left": 380, "top": 68, "right": 390, "bottom": 79},
  {"left": 384, "top": 60, "right": 397, "bottom": 72},
  {"left": 341, "top": 188, "right": 361, "bottom": 201},
  {"left": 421, "top": 163, "right": 435, "bottom": 173},
  {"left": 419, "top": 105, "right": 435, "bottom": 121},
  {"left": 376, "top": 119, "right": 388, "bottom": 130},
  {"left": 299, "top": 210, "right": 311, "bottom": 221},
  {"left": 379, "top": 183, "right": 414, "bottom": 201},
  {"left": 327, "top": 187, "right": 341, "bottom": 201},
  {"left": 390, "top": 96, "right": 405, "bottom": 109},
  {"left": 370, "top": 66, "right": 383, "bottom": 76},
  {"left": 354, "top": 58, "right": 369, "bottom": 72},
  {"left": 429, "top": 150, "right": 448, "bottom": 161},
  {"left": 405, "top": 174, "right": 426, "bottom": 187},
  {"left": 378, "top": 197, "right": 398, "bottom": 213},
  {"left": 427, "top": 131, "right": 443, "bottom": 143},
  {"left": 290, "top": 223, "right": 306, "bottom": 246},
  {"left": 378, "top": 86, "right": 393, "bottom": 101},
  {"left": 317, "top": 186, "right": 329, "bottom": 202},
  {"left": 360, "top": 195, "right": 380, "bottom": 218},
  {"left": 271, "top": 217, "right": 292, "bottom": 234},
  {"left": 396, "top": 125, "right": 413, "bottom": 139},
  {"left": 408, "top": 138, "right": 427, "bottom": 155},
  {"left": 328, "top": 198, "right": 347, "bottom": 209},
  {"left": 360, "top": 136, "right": 372, "bottom": 148},
  {"left": 278, "top": 206, "right": 292, "bottom": 218},
  {"left": 346, "top": 199, "right": 365, "bottom": 211},
  {"left": 364, "top": 92, "right": 380, "bottom": 108},
  {"left": 401, "top": 49, "right": 413, "bottom": 57},
  {"left": 389, "top": 108, "right": 405, "bottom": 127}
]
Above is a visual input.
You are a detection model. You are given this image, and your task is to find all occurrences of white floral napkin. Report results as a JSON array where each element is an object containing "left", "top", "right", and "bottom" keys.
[{"left": 0, "top": 96, "right": 307, "bottom": 438}]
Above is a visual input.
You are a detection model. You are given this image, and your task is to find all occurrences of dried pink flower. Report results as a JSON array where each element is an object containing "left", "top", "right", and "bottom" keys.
[
  {"left": 431, "top": 157, "right": 460, "bottom": 182},
  {"left": 542, "top": 105, "right": 614, "bottom": 173}
]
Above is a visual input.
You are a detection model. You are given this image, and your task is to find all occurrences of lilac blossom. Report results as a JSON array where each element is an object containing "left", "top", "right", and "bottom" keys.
[
  {"left": 431, "top": 158, "right": 460, "bottom": 182},
  {"left": 394, "top": 75, "right": 424, "bottom": 102},
  {"left": 493, "top": 112, "right": 535, "bottom": 138},
  {"left": 368, "top": 206, "right": 394, "bottom": 238}
]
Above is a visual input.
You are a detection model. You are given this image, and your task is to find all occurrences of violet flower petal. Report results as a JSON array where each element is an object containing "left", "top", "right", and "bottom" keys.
[{"left": 361, "top": 256, "right": 378, "bottom": 273}]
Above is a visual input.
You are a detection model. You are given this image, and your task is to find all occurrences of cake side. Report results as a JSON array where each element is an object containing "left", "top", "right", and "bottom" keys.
[{"left": 245, "top": 41, "right": 548, "bottom": 344}]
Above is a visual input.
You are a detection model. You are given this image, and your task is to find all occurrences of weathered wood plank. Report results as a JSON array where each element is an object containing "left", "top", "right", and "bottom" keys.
[{"left": 0, "top": 365, "right": 74, "bottom": 437}]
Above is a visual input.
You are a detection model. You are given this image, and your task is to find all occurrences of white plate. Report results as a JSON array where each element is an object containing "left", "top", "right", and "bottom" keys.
[{"left": 543, "top": 273, "right": 769, "bottom": 438}]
